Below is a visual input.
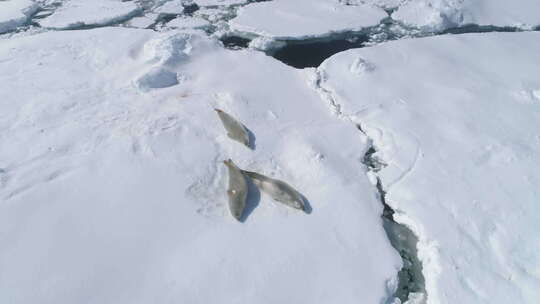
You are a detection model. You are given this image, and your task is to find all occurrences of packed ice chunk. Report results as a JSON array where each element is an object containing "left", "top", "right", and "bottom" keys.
[
  {"left": 154, "top": 0, "right": 184, "bottom": 15},
  {"left": 0, "top": 0, "right": 38, "bottom": 33},
  {"left": 391, "top": 0, "right": 462, "bottom": 31},
  {"left": 125, "top": 14, "right": 158, "bottom": 29},
  {"left": 38, "top": 0, "right": 141, "bottom": 29}
]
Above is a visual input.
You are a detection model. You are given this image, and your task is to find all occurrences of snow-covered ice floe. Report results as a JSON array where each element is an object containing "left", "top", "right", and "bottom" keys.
[
  {"left": 165, "top": 16, "right": 211, "bottom": 30},
  {"left": 319, "top": 32, "right": 540, "bottom": 303},
  {"left": 38, "top": 0, "right": 141, "bottom": 29},
  {"left": 0, "top": 27, "right": 400, "bottom": 303},
  {"left": 154, "top": 0, "right": 185, "bottom": 15},
  {"left": 125, "top": 14, "right": 158, "bottom": 29},
  {"left": 392, "top": 0, "right": 540, "bottom": 31},
  {"left": 194, "top": 0, "right": 248, "bottom": 6},
  {"left": 229, "top": 0, "right": 387, "bottom": 39},
  {"left": 0, "top": 0, "right": 38, "bottom": 33}
]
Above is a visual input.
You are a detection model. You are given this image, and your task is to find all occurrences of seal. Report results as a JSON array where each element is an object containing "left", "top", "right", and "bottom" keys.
[
  {"left": 215, "top": 108, "right": 250, "bottom": 148},
  {"left": 242, "top": 170, "right": 306, "bottom": 211},
  {"left": 224, "top": 159, "right": 248, "bottom": 221}
]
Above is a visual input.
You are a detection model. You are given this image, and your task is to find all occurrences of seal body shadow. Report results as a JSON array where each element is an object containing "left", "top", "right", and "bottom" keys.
[
  {"left": 242, "top": 170, "right": 307, "bottom": 212},
  {"left": 224, "top": 159, "right": 248, "bottom": 221},
  {"left": 215, "top": 109, "right": 252, "bottom": 149}
]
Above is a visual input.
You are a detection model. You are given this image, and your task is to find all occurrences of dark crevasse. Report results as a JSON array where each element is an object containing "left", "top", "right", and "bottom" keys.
[
  {"left": 221, "top": 36, "right": 251, "bottom": 49},
  {"left": 359, "top": 127, "right": 426, "bottom": 304},
  {"left": 271, "top": 35, "right": 369, "bottom": 68}
]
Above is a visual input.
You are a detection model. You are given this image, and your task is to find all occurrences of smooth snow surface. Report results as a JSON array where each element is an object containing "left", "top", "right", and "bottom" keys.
[
  {"left": 0, "top": 27, "right": 400, "bottom": 304},
  {"left": 38, "top": 0, "right": 141, "bottom": 29},
  {"left": 229, "top": 0, "right": 387, "bottom": 39},
  {"left": 319, "top": 32, "right": 540, "bottom": 304},
  {"left": 0, "top": 0, "right": 38, "bottom": 33}
]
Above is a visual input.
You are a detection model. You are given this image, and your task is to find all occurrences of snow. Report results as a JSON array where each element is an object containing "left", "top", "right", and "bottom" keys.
[
  {"left": 125, "top": 14, "right": 158, "bottom": 29},
  {"left": 392, "top": 0, "right": 540, "bottom": 31},
  {"left": 165, "top": 16, "right": 211, "bottom": 30},
  {"left": 154, "top": 0, "right": 184, "bottom": 15},
  {"left": 318, "top": 32, "right": 540, "bottom": 304},
  {"left": 0, "top": 0, "right": 38, "bottom": 33},
  {"left": 0, "top": 27, "right": 400, "bottom": 303},
  {"left": 3, "top": 1, "right": 540, "bottom": 303},
  {"left": 229, "top": 0, "right": 388, "bottom": 39},
  {"left": 38, "top": 0, "right": 141, "bottom": 29},
  {"left": 194, "top": 0, "right": 248, "bottom": 6},
  {"left": 194, "top": 6, "right": 233, "bottom": 23}
]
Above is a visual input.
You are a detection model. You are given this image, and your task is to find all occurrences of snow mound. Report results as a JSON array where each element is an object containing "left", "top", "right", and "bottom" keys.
[
  {"left": 136, "top": 67, "right": 179, "bottom": 91},
  {"left": 38, "top": 0, "right": 141, "bottom": 29},
  {"left": 141, "top": 32, "right": 193, "bottom": 66},
  {"left": 229, "top": 0, "right": 388, "bottom": 39},
  {"left": 135, "top": 32, "right": 199, "bottom": 91},
  {"left": 319, "top": 32, "right": 540, "bottom": 304},
  {"left": 0, "top": 0, "right": 38, "bottom": 33}
]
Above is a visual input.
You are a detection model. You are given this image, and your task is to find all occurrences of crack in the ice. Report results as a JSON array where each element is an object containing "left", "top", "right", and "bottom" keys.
[
  {"left": 356, "top": 123, "right": 426, "bottom": 304},
  {"left": 313, "top": 69, "right": 343, "bottom": 116},
  {"left": 310, "top": 71, "right": 427, "bottom": 303}
]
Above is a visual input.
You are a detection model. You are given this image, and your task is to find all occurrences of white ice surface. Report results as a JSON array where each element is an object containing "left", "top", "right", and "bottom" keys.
[
  {"left": 38, "top": 0, "right": 140, "bottom": 29},
  {"left": 319, "top": 32, "right": 540, "bottom": 303},
  {"left": 125, "top": 14, "right": 158, "bottom": 29},
  {"left": 154, "top": 0, "right": 184, "bottom": 15},
  {"left": 0, "top": 27, "right": 400, "bottom": 304},
  {"left": 166, "top": 16, "right": 210, "bottom": 30},
  {"left": 392, "top": 0, "right": 540, "bottom": 31},
  {"left": 0, "top": 0, "right": 38, "bottom": 33},
  {"left": 194, "top": 0, "right": 247, "bottom": 6},
  {"left": 229, "top": 0, "right": 387, "bottom": 39}
]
